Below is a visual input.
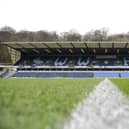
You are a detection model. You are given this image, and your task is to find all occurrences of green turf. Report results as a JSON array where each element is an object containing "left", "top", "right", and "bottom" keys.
[
  {"left": 111, "top": 79, "right": 129, "bottom": 96},
  {"left": 0, "top": 78, "right": 101, "bottom": 129}
]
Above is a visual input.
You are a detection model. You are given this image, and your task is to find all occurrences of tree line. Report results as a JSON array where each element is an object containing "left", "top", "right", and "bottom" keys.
[
  {"left": 1, "top": 26, "right": 129, "bottom": 64},
  {"left": 0, "top": 26, "right": 129, "bottom": 42}
]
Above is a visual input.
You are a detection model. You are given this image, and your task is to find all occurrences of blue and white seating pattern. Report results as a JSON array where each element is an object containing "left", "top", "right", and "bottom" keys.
[{"left": 12, "top": 56, "right": 129, "bottom": 78}]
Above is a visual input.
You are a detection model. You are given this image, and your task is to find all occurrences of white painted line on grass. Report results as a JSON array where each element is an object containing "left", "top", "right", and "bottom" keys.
[{"left": 63, "top": 78, "right": 129, "bottom": 129}]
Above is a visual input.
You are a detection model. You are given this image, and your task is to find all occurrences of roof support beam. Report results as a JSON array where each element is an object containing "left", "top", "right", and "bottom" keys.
[
  {"left": 30, "top": 43, "right": 38, "bottom": 49},
  {"left": 98, "top": 42, "right": 101, "bottom": 48},
  {"left": 32, "top": 49, "right": 40, "bottom": 54},
  {"left": 29, "top": 43, "right": 40, "bottom": 54},
  {"left": 56, "top": 42, "right": 62, "bottom": 49},
  {"left": 35, "top": 42, "right": 47, "bottom": 48},
  {"left": 69, "top": 49, "right": 73, "bottom": 53},
  {"left": 42, "top": 43, "right": 59, "bottom": 54},
  {"left": 42, "top": 43, "right": 51, "bottom": 49},
  {"left": 125, "top": 43, "right": 128, "bottom": 48},
  {"left": 84, "top": 42, "right": 88, "bottom": 48},
  {"left": 112, "top": 42, "right": 114, "bottom": 48},
  {"left": 56, "top": 49, "right": 62, "bottom": 53},
  {"left": 70, "top": 42, "right": 75, "bottom": 48}
]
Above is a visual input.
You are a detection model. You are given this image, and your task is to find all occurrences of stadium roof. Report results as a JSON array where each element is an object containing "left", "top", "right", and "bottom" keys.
[
  {"left": 1, "top": 41, "right": 129, "bottom": 49},
  {"left": 1, "top": 41, "right": 129, "bottom": 54}
]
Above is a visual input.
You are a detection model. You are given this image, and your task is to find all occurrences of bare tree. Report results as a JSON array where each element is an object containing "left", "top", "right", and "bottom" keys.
[
  {"left": 83, "top": 28, "right": 108, "bottom": 41},
  {"left": 0, "top": 26, "right": 16, "bottom": 34},
  {"left": 60, "top": 29, "right": 81, "bottom": 41}
]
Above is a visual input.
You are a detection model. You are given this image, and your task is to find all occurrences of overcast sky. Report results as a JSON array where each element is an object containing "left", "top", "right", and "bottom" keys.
[{"left": 0, "top": 0, "right": 129, "bottom": 34}]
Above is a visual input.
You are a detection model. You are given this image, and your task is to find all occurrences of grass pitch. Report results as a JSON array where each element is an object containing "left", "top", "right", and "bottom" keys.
[
  {"left": 0, "top": 78, "right": 101, "bottom": 129},
  {"left": 111, "top": 79, "right": 129, "bottom": 97}
]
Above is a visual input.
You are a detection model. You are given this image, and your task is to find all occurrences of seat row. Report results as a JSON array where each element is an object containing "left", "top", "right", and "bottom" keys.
[{"left": 12, "top": 71, "right": 129, "bottom": 78}]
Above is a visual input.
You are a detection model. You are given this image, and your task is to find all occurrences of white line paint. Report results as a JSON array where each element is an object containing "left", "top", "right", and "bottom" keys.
[{"left": 63, "top": 78, "right": 129, "bottom": 129}]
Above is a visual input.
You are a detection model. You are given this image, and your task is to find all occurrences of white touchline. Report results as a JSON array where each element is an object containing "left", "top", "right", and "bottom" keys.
[{"left": 63, "top": 78, "right": 129, "bottom": 129}]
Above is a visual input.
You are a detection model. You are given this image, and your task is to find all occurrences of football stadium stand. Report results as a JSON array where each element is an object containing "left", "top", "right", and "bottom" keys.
[{"left": 1, "top": 41, "right": 129, "bottom": 78}]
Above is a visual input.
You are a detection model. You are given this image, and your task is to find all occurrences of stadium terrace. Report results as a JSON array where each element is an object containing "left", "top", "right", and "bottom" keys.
[{"left": 1, "top": 41, "right": 129, "bottom": 78}]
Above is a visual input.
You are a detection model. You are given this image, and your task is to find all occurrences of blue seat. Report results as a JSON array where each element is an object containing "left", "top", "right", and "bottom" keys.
[
  {"left": 13, "top": 71, "right": 93, "bottom": 78},
  {"left": 67, "top": 72, "right": 93, "bottom": 78},
  {"left": 94, "top": 72, "right": 119, "bottom": 78},
  {"left": 120, "top": 72, "right": 129, "bottom": 78}
]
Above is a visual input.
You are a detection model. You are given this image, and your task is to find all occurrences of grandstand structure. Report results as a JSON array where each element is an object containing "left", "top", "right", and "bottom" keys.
[{"left": 1, "top": 41, "right": 129, "bottom": 78}]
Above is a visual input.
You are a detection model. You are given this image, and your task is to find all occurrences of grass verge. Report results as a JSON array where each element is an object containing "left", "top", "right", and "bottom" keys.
[{"left": 0, "top": 78, "right": 101, "bottom": 129}]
